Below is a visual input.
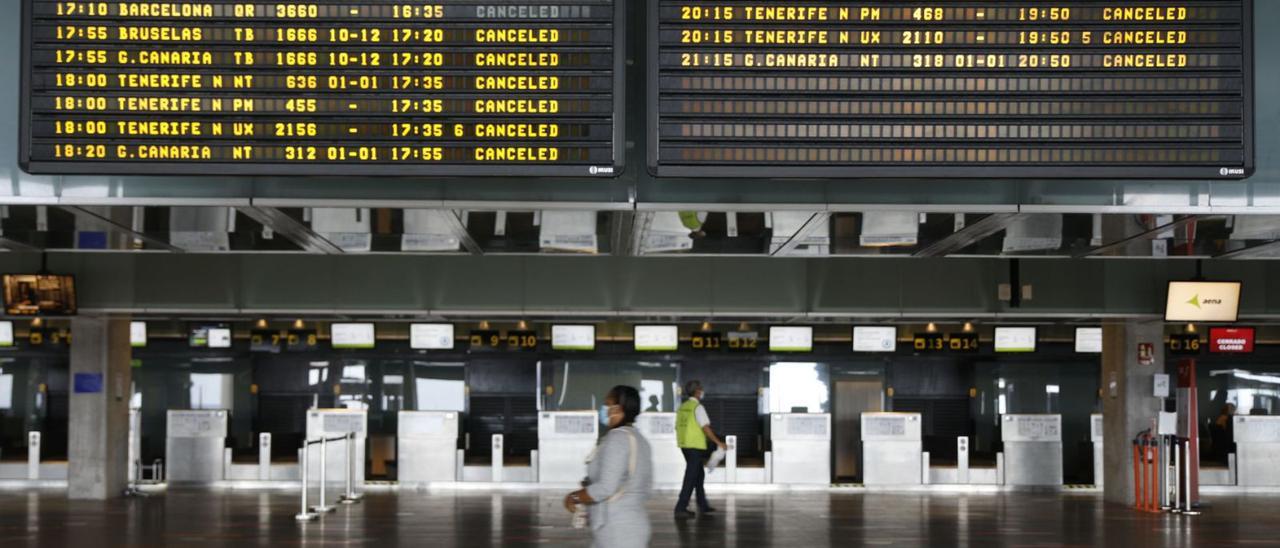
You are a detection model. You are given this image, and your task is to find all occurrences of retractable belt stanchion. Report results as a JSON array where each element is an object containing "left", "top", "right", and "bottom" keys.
[
  {"left": 340, "top": 432, "right": 362, "bottom": 504},
  {"left": 296, "top": 446, "right": 318, "bottom": 522},
  {"left": 312, "top": 437, "right": 335, "bottom": 514}
]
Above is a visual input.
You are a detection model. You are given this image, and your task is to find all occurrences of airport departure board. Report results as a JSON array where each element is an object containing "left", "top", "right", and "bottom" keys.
[
  {"left": 649, "top": 1, "right": 1254, "bottom": 179},
  {"left": 20, "top": 0, "right": 625, "bottom": 177}
]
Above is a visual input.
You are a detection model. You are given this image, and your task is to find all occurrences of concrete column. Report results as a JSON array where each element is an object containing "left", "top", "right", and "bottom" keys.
[
  {"left": 68, "top": 316, "right": 132, "bottom": 500},
  {"left": 1101, "top": 321, "right": 1165, "bottom": 506}
]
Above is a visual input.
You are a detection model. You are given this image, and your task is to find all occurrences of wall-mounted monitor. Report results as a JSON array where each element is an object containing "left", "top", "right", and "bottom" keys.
[
  {"left": 769, "top": 326, "right": 813, "bottom": 353},
  {"left": 853, "top": 326, "right": 897, "bottom": 353},
  {"left": 1165, "top": 281, "right": 1242, "bottom": 322},
  {"left": 0, "top": 321, "right": 13, "bottom": 348},
  {"left": 635, "top": 325, "right": 679, "bottom": 352},
  {"left": 207, "top": 327, "right": 232, "bottom": 348},
  {"left": 1210, "top": 327, "right": 1255, "bottom": 354},
  {"left": 1074, "top": 327, "right": 1103, "bottom": 354},
  {"left": 410, "top": 323, "right": 454, "bottom": 350},
  {"left": 189, "top": 325, "right": 231, "bottom": 348},
  {"left": 130, "top": 321, "right": 147, "bottom": 348},
  {"left": 331, "top": 323, "right": 376, "bottom": 350},
  {"left": 994, "top": 327, "right": 1037, "bottom": 353},
  {"left": 552, "top": 325, "right": 596, "bottom": 351},
  {"left": 3, "top": 274, "right": 76, "bottom": 316}
]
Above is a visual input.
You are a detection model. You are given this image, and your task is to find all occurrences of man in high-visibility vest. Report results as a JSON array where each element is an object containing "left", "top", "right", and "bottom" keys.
[{"left": 674, "top": 380, "right": 726, "bottom": 517}]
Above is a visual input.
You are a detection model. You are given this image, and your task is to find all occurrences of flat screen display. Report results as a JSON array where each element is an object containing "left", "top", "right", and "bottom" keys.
[
  {"left": 1165, "top": 281, "right": 1242, "bottom": 322},
  {"left": 332, "top": 323, "right": 376, "bottom": 349},
  {"left": 552, "top": 324, "right": 595, "bottom": 351},
  {"left": 3, "top": 274, "right": 76, "bottom": 315},
  {"left": 1075, "top": 327, "right": 1103, "bottom": 353},
  {"left": 130, "top": 321, "right": 147, "bottom": 348},
  {"left": 635, "top": 325, "right": 679, "bottom": 351},
  {"left": 853, "top": 326, "right": 896, "bottom": 353},
  {"left": 21, "top": 0, "right": 625, "bottom": 177},
  {"left": 190, "top": 324, "right": 232, "bottom": 348},
  {"left": 0, "top": 321, "right": 13, "bottom": 347},
  {"left": 994, "top": 327, "right": 1037, "bottom": 353},
  {"left": 769, "top": 326, "right": 813, "bottom": 352},
  {"left": 410, "top": 323, "right": 454, "bottom": 350},
  {"left": 207, "top": 327, "right": 232, "bottom": 348},
  {"left": 649, "top": 0, "right": 1254, "bottom": 179}
]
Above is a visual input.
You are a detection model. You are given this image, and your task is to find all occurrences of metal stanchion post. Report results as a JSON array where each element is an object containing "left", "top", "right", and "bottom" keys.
[
  {"left": 1172, "top": 440, "right": 1183, "bottom": 513},
  {"left": 1159, "top": 436, "right": 1171, "bottom": 511},
  {"left": 1183, "top": 439, "right": 1200, "bottom": 516},
  {"left": 313, "top": 438, "right": 335, "bottom": 513},
  {"left": 296, "top": 446, "right": 318, "bottom": 522},
  {"left": 341, "top": 432, "right": 361, "bottom": 504}
]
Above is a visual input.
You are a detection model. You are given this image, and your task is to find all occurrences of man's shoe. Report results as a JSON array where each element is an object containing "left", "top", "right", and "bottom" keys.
[
  {"left": 699, "top": 507, "right": 717, "bottom": 513},
  {"left": 674, "top": 509, "right": 697, "bottom": 518}
]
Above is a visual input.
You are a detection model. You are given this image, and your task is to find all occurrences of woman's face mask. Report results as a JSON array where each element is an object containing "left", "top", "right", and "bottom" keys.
[{"left": 599, "top": 404, "right": 621, "bottom": 427}]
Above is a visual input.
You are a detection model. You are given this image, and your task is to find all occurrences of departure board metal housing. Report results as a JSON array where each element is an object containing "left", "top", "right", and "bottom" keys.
[
  {"left": 20, "top": 0, "right": 626, "bottom": 177},
  {"left": 649, "top": 0, "right": 1255, "bottom": 179}
]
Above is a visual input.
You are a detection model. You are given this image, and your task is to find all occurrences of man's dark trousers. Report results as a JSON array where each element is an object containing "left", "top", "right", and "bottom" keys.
[{"left": 675, "top": 448, "right": 709, "bottom": 511}]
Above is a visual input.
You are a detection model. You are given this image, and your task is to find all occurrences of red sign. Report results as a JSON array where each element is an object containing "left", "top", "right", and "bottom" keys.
[
  {"left": 1209, "top": 327, "right": 1255, "bottom": 354},
  {"left": 1137, "top": 343, "right": 1155, "bottom": 366}
]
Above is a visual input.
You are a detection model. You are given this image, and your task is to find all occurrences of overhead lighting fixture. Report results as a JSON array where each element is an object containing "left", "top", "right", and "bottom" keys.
[
  {"left": 293, "top": 319, "right": 305, "bottom": 329},
  {"left": 927, "top": 323, "right": 938, "bottom": 333},
  {"left": 517, "top": 320, "right": 528, "bottom": 330},
  {"left": 737, "top": 322, "right": 751, "bottom": 332},
  {"left": 963, "top": 322, "right": 974, "bottom": 333},
  {"left": 1186, "top": 323, "right": 1197, "bottom": 334},
  {"left": 479, "top": 321, "right": 491, "bottom": 330},
  {"left": 256, "top": 319, "right": 268, "bottom": 329},
  {"left": 701, "top": 321, "right": 713, "bottom": 331},
  {"left": 31, "top": 318, "right": 43, "bottom": 328}
]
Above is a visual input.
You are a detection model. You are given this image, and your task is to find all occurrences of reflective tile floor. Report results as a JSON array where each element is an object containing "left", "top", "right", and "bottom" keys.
[{"left": 0, "top": 488, "right": 1276, "bottom": 547}]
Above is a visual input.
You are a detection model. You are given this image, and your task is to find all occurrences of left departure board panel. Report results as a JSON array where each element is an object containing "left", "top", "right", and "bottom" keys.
[{"left": 20, "top": 1, "right": 625, "bottom": 177}]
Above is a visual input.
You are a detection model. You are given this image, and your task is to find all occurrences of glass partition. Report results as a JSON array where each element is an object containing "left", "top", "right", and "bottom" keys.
[{"left": 541, "top": 360, "right": 680, "bottom": 413}]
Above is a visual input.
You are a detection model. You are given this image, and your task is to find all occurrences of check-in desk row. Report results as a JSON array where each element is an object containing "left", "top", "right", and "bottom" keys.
[
  {"left": 92, "top": 409, "right": 834, "bottom": 487},
  {"left": 862, "top": 412, "right": 1071, "bottom": 487},
  {"left": 49, "top": 411, "right": 1280, "bottom": 489}
]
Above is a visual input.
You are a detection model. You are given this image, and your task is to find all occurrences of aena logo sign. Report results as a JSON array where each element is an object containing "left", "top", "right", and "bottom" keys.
[{"left": 1185, "top": 295, "right": 1224, "bottom": 310}]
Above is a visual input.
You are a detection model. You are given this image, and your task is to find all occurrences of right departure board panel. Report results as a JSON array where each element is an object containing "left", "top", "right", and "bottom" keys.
[{"left": 649, "top": 1, "right": 1254, "bottom": 179}]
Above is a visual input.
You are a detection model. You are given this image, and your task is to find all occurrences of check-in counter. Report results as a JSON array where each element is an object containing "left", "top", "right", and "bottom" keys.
[
  {"left": 166, "top": 410, "right": 228, "bottom": 483},
  {"left": 861, "top": 412, "right": 923, "bottom": 486},
  {"left": 1002, "top": 414, "right": 1063, "bottom": 487},
  {"left": 306, "top": 409, "right": 367, "bottom": 487},
  {"left": 537, "top": 411, "right": 598, "bottom": 484},
  {"left": 1234, "top": 416, "right": 1280, "bottom": 487},
  {"left": 635, "top": 412, "right": 683, "bottom": 486},
  {"left": 770, "top": 413, "right": 831, "bottom": 485},
  {"left": 398, "top": 411, "right": 460, "bottom": 485}
]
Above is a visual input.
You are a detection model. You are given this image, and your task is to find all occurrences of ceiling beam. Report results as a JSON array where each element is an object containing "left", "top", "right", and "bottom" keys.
[
  {"left": 1075, "top": 215, "right": 1205, "bottom": 258},
  {"left": 58, "top": 206, "right": 184, "bottom": 252},
  {"left": 234, "top": 206, "right": 344, "bottom": 255},
  {"left": 913, "top": 213, "right": 1026, "bottom": 258}
]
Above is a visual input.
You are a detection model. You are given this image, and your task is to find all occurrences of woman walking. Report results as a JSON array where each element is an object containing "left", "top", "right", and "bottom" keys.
[{"left": 564, "top": 385, "right": 653, "bottom": 548}]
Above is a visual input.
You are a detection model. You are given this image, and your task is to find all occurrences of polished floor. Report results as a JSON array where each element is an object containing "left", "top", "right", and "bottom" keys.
[{"left": 0, "top": 487, "right": 1274, "bottom": 547}]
